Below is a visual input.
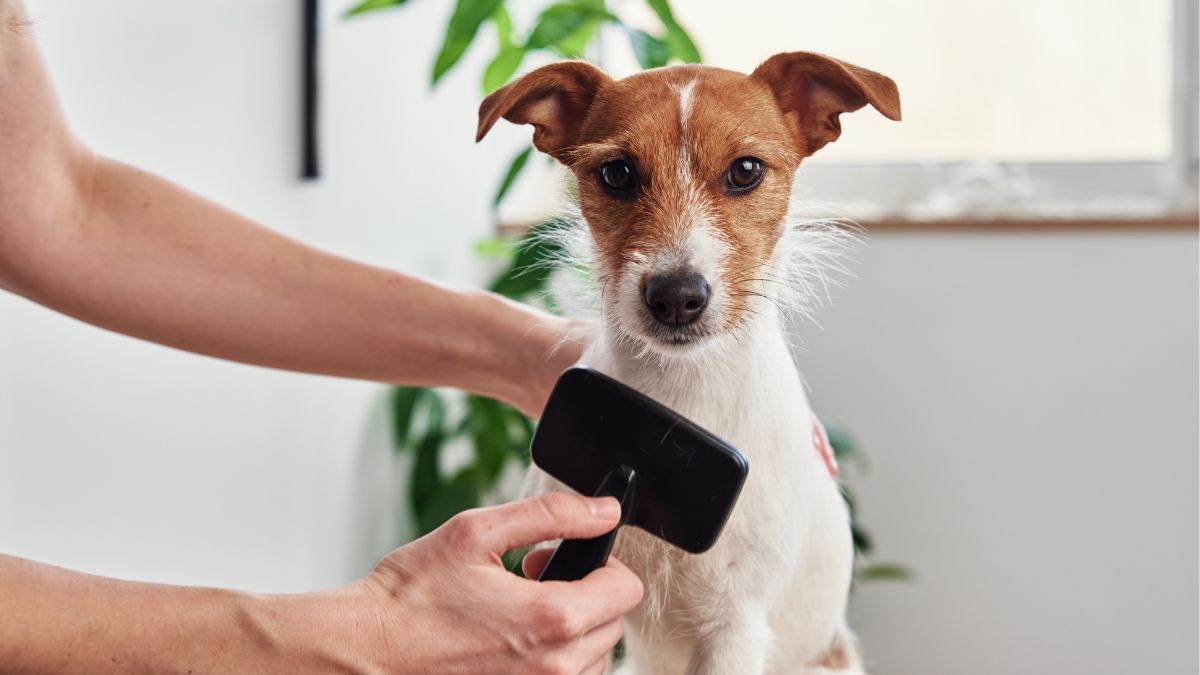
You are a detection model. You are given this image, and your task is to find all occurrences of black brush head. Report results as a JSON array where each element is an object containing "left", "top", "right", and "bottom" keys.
[{"left": 531, "top": 366, "right": 749, "bottom": 554}]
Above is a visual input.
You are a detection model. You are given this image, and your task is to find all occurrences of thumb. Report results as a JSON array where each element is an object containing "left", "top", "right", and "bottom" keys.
[{"left": 468, "top": 493, "right": 621, "bottom": 556}]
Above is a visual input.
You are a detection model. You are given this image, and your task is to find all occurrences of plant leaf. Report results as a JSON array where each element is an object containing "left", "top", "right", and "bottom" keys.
[
  {"left": 392, "top": 387, "right": 446, "bottom": 452},
  {"left": 824, "top": 423, "right": 859, "bottom": 462},
  {"left": 488, "top": 221, "right": 567, "bottom": 300},
  {"left": 416, "top": 471, "right": 481, "bottom": 535},
  {"left": 527, "top": 2, "right": 615, "bottom": 50},
  {"left": 626, "top": 28, "right": 670, "bottom": 69},
  {"left": 390, "top": 387, "right": 422, "bottom": 449},
  {"left": 492, "top": 3, "right": 515, "bottom": 48},
  {"left": 513, "top": 411, "right": 535, "bottom": 440},
  {"left": 410, "top": 424, "right": 444, "bottom": 513},
  {"left": 857, "top": 562, "right": 913, "bottom": 582},
  {"left": 482, "top": 5, "right": 526, "bottom": 93},
  {"left": 344, "top": 0, "right": 412, "bottom": 18},
  {"left": 406, "top": 389, "right": 448, "bottom": 519},
  {"left": 493, "top": 146, "right": 533, "bottom": 206},
  {"left": 851, "top": 523, "right": 873, "bottom": 556},
  {"left": 433, "top": 0, "right": 505, "bottom": 85},
  {"left": 465, "top": 395, "right": 512, "bottom": 483},
  {"left": 642, "top": 0, "right": 701, "bottom": 63},
  {"left": 662, "top": 24, "right": 701, "bottom": 64},
  {"left": 505, "top": 406, "right": 536, "bottom": 463},
  {"left": 551, "top": 16, "right": 604, "bottom": 58},
  {"left": 483, "top": 45, "right": 527, "bottom": 93},
  {"left": 415, "top": 389, "right": 448, "bottom": 446},
  {"left": 840, "top": 484, "right": 857, "bottom": 520},
  {"left": 503, "top": 546, "right": 532, "bottom": 576},
  {"left": 474, "top": 238, "right": 516, "bottom": 260}
]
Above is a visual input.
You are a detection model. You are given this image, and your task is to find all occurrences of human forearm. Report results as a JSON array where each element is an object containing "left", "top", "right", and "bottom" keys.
[
  {"left": 0, "top": 1, "right": 579, "bottom": 415},
  {"left": 17, "top": 154, "right": 573, "bottom": 414},
  {"left": 0, "top": 554, "right": 366, "bottom": 675},
  {"left": 0, "top": 495, "right": 642, "bottom": 675}
]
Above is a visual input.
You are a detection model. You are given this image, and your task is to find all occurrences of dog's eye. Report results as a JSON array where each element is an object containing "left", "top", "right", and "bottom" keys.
[
  {"left": 598, "top": 160, "right": 638, "bottom": 197},
  {"left": 725, "top": 157, "right": 765, "bottom": 193}
]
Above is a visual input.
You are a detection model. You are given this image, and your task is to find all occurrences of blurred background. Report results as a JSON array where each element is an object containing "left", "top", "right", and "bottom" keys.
[{"left": 1, "top": 1, "right": 1196, "bottom": 673}]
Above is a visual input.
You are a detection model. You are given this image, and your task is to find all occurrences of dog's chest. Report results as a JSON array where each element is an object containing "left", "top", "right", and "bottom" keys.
[
  {"left": 587, "top": 334, "right": 828, "bottom": 616},
  {"left": 611, "top": 392, "right": 814, "bottom": 592}
]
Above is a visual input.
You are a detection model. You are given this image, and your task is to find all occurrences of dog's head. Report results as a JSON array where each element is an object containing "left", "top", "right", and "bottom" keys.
[{"left": 477, "top": 53, "right": 899, "bottom": 357}]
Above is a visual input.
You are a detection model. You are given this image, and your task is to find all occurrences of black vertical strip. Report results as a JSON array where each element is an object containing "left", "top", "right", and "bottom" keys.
[{"left": 301, "top": 0, "right": 319, "bottom": 179}]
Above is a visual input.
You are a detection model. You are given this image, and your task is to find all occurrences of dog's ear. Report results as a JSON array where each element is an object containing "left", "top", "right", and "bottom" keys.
[
  {"left": 476, "top": 61, "right": 612, "bottom": 161},
  {"left": 751, "top": 52, "right": 900, "bottom": 156}
]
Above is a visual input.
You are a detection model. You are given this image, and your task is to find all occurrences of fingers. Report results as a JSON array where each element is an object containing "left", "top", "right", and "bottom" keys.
[
  {"left": 450, "top": 493, "right": 621, "bottom": 557},
  {"left": 540, "top": 557, "right": 644, "bottom": 633},
  {"left": 573, "top": 618, "right": 623, "bottom": 675},
  {"left": 521, "top": 547, "right": 554, "bottom": 579}
]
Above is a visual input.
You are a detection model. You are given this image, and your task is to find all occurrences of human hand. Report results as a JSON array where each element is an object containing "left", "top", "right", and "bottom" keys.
[
  {"left": 343, "top": 493, "right": 642, "bottom": 675},
  {"left": 509, "top": 305, "right": 592, "bottom": 419}
]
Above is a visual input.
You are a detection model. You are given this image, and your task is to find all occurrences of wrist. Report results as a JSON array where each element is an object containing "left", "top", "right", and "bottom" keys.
[
  {"left": 244, "top": 586, "right": 382, "bottom": 675},
  {"left": 470, "top": 290, "right": 581, "bottom": 417}
]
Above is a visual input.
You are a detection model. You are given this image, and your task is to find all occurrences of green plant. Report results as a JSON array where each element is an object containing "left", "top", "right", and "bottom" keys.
[
  {"left": 346, "top": 0, "right": 701, "bottom": 208},
  {"left": 826, "top": 427, "right": 913, "bottom": 583},
  {"left": 347, "top": 0, "right": 908, "bottom": 583},
  {"left": 388, "top": 223, "right": 565, "bottom": 540}
]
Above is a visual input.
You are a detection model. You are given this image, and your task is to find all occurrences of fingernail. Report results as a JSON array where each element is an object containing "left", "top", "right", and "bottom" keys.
[{"left": 590, "top": 496, "right": 620, "bottom": 519}]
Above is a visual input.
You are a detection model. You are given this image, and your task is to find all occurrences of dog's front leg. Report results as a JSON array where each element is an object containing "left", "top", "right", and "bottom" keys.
[{"left": 686, "top": 606, "right": 772, "bottom": 675}]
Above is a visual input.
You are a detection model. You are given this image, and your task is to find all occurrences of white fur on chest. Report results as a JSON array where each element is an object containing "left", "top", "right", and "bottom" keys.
[{"left": 527, "top": 315, "right": 853, "bottom": 673}]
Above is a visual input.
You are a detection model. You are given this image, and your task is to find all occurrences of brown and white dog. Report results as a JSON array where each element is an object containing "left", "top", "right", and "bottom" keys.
[{"left": 477, "top": 53, "right": 900, "bottom": 675}]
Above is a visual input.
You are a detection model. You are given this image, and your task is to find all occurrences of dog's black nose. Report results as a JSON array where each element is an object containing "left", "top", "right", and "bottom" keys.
[{"left": 644, "top": 273, "right": 710, "bottom": 327}]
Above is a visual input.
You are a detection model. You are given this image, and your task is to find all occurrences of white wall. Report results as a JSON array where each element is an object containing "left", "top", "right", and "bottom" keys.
[
  {"left": 0, "top": 2, "right": 1196, "bottom": 674},
  {"left": 797, "top": 231, "right": 1199, "bottom": 674}
]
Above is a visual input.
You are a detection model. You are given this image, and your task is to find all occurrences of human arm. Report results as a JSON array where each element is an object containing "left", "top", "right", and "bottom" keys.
[
  {"left": 0, "top": 0, "right": 580, "bottom": 418},
  {"left": 0, "top": 494, "right": 641, "bottom": 675}
]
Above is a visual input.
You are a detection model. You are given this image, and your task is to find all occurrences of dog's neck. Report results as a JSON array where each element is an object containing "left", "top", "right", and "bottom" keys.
[{"left": 588, "top": 303, "right": 806, "bottom": 438}]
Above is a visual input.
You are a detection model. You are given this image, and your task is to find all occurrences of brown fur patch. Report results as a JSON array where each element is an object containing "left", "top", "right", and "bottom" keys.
[
  {"left": 811, "top": 632, "right": 851, "bottom": 670},
  {"left": 751, "top": 52, "right": 901, "bottom": 155},
  {"left": 567, "top": 66, "right": 803, "bottom": 329}
]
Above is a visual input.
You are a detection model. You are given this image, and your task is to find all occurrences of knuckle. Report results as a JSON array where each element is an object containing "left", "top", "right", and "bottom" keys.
[
  {"left": 536, "top": 492, "right": 578, "bottom": 524},
  {"left": 534, "top": 598, "right": 581, "bottom": 642},
  {"left": 441, "top": 511, "right": 484, "bottom": 551},
  {"left": 548, "top": 608, "right": 582, "bottom": 642}
]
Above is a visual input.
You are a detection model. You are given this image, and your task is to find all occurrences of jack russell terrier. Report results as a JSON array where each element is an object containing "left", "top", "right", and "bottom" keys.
[{"left": 477, "top": 52, "right": 900, "bottom": 675}]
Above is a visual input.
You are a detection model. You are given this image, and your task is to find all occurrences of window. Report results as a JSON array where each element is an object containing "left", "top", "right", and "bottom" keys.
[{"left": 599, "top": 0, "right": 1199, "bottom": 224}]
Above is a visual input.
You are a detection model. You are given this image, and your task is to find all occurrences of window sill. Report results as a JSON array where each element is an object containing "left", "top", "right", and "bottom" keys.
[
  {"left": 496, "top": 213, "right": 1197, "bottom": 239},
  {"left": 857, "top": 214, "right": 1198, "bottom": 231}
]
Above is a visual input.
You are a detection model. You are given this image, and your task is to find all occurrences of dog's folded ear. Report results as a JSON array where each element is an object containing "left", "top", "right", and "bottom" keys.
[
  {"left": 752, "top": 52, "right": 901, "bottom": 156},
  {"left": 475, "top": 61, "right": 612, "bottom": 162}
]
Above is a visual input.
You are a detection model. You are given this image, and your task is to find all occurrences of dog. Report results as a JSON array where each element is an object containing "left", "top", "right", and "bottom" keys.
[{"left": 476, "top": 52, "right": 900, "bottom": 675}]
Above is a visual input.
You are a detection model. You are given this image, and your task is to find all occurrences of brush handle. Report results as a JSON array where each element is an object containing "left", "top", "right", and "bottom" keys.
[{"left": 538, "top": 465, "right": 636, "bottom": 582}]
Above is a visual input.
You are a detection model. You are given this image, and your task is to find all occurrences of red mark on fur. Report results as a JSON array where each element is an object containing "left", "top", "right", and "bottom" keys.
[{"left": 812, "top": 417, "right": 838, "bottom": 479}]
